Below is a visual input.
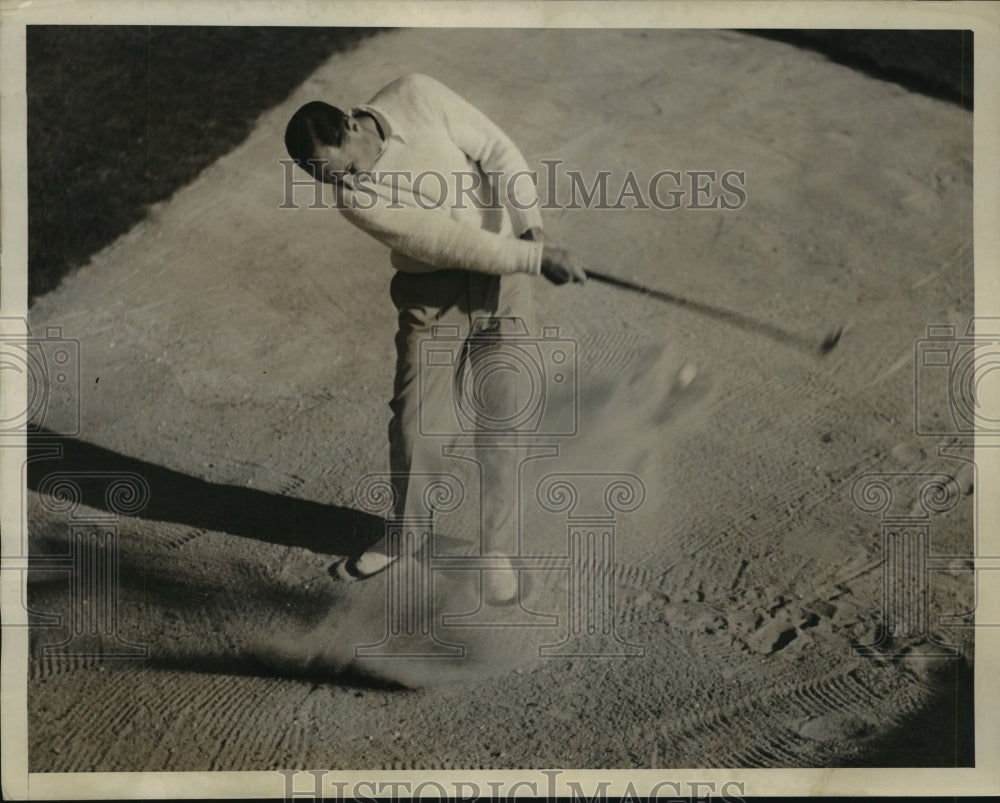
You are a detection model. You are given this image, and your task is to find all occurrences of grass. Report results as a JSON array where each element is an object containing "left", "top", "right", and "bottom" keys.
[
  {"left": 747, "top": 30, "right": 973, "bottom": 110},
  {"left": 27, "top": 26, "right": 381, "bottom": 304}
]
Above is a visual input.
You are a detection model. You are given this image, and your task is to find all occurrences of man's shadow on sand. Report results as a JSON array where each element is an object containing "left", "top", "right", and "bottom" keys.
[
  {"left": 27, "top": 428, "right": 384, "bottom": 557},
  {"left": 25, "top": 429, "right": 411, "bottom": 688}
]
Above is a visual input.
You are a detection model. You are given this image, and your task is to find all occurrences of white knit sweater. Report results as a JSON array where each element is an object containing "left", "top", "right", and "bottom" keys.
[{"left": 337, "top": 74, "right": 544, "bottom": 277}]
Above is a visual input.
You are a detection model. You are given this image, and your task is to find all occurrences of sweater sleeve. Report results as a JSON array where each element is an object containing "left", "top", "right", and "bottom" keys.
[
  {"left": 341, "top": 190, "right": 543, "bottom": 276},
  {"left": 409, "top": 74, "right": 544, "bottom": 237}
]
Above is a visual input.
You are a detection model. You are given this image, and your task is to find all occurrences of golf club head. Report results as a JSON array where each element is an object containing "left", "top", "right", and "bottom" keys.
[{"left": 819, "top": 326, "right": 843, "bottom": 355}]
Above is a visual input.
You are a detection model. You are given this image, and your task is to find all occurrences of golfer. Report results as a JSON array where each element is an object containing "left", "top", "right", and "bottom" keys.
[{"left": 284, "top": 73, "right": 585, "bottom": 604}]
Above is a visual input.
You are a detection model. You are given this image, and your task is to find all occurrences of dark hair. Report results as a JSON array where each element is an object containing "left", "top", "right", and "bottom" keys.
[{"left": 284, "top": 101, "right": 349, "bottom": 177}]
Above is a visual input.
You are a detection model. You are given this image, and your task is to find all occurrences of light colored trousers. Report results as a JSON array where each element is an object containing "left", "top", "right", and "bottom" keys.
[{"left": 365, "top": 267, "right": 536, "bottom": 560}]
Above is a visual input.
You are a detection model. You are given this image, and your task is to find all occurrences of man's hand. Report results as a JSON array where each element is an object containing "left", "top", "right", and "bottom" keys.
[
  {"left": 519, "top": 228, "right": 586, "bottom": 284},
  {"left": 519, "top": 226, "right": 546, "bottom": 243},
  {"left": 540, "top": 244, "right": 587, "bottom": 285}
]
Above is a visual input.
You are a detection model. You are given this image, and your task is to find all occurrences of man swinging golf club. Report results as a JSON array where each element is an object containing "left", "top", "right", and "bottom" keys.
[{"left": 284, "top": 73, "right": 586, "bottom": 604}]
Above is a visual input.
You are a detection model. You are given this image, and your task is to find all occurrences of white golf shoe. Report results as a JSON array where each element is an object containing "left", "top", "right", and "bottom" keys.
[{"left": 483, "top": 551, "right": 518, "bottom": 606}]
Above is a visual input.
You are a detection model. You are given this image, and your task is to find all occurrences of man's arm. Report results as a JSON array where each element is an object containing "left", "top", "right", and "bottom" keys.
[
  {"left": 344, "top": 196, "right": 585, "bottom": 282},
  {"left": 410, "top": 74, "right": 544, "bottom": 238},
  {"left": 520, "top": 219, "right": 587, "bottom": 284},
  {"left": 342, "top": 193, "right": 543, "bottom": 276}
]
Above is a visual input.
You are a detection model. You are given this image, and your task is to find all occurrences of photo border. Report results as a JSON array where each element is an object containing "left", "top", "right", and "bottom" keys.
[{"left": 2, "top": 1, "right": 998, "bottom": 798}]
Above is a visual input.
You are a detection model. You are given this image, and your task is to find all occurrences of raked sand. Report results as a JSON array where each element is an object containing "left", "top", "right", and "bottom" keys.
[{"left": 26, "top": 28, "right": 974, "bottom": 770}]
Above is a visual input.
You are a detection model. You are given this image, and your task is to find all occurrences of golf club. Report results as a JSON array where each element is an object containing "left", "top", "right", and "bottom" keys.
[{"left": 585, "top": 269, "right": 843, "bottom": 357}]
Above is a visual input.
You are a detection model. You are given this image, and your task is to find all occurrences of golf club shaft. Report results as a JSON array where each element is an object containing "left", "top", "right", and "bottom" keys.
[{"left": 585, "top": 269, "right": 825, "bottom": 356}]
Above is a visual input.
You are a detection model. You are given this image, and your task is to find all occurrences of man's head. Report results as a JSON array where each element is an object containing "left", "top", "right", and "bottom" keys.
[{"left": 284, "top": 101, "right": 380, "bottom": 185}]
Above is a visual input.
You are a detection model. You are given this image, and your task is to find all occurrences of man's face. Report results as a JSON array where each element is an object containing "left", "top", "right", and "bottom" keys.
[{"left": 314, "top": 115, "right": 380, "bottom": 185}]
